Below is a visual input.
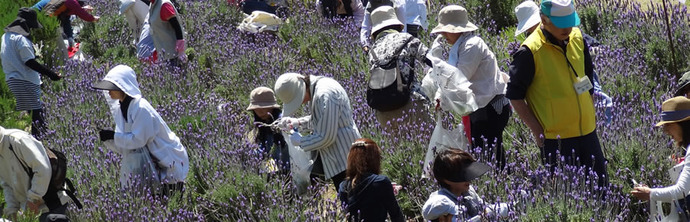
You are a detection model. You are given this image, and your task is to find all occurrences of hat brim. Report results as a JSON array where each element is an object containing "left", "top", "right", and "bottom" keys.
[
  {"left": 447, "top": 162, "right": 491, "bottom": 182},
  {"left": 548, "top": 12, "right": 580, "bottom": 29},
  {"left": 281, "top": 87, "right": 305, "bottom": 117},
  {"left": 92, "top": 80, "right": 122, "bottom": 91},
  {"left": 515, "top": 14, "right": 541, "bottom": 36},
  {"left": 655, "top": 116, "right": 690, "bottom": 127},
  {"left": 246, "top": 103, "right": 280, "bottom": 111},
  {"left": 372, "top": 19, "right": 404, "bottom": 36},
  {"left": 430, "top": 22, "right": 478, "bottom": 34}
]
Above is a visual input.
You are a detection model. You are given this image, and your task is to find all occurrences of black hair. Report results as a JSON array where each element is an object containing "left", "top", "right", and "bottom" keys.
[{"left": 679, "top": 120, "right": 690, "bottom": 148}]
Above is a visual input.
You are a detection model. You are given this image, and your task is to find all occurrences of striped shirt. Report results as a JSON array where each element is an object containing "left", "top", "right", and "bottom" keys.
[{"left": 301, "top": 76, "right": 361, "bottom": 179}]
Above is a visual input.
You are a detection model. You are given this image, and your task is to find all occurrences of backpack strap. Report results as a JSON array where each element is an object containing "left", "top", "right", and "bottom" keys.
[
  {"left": 63, "top": 178, "right": 83, "bottom": 209},
  {"left": 8, "top": 143, "right": 33, "bottom": 178},
  {"left": 372, "top": 35, "right": 414, "bottom": 66}
]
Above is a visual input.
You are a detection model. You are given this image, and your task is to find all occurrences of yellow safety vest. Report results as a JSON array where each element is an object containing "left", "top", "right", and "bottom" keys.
[{"left": 522, "top": 27, "right": 596, "bottom": 139}]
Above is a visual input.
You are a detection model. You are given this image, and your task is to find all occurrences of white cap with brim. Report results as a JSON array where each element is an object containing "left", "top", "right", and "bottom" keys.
[
  {"left": 274, "top": 73, "right": 306, "bottom": 117},
  {"left": 422, "top": 195, "right": 460, "bottom": 220},
  {"left": 515, "top": 1, "right": 541, "bottom": 36}
]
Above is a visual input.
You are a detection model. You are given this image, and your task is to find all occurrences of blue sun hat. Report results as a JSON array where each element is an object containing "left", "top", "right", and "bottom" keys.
[{"left": 541, "top": 0, "right": 580, "bottom": 29}]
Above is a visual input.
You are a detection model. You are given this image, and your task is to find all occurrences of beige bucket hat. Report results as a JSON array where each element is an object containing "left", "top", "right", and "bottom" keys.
[
  {"left": 274, "top": 73, "right": 306, "bottom": 116},
  {"left": 656, "top": 96, "right": 690, "bottom": 127},
  {"left": 371, "top": 6, "right": 404, "bottom": 35},
  {"left": 246, "top": 87, "right": 280, "bottom": 111},
  {"left": 431, "top": 5, "right": 478, "bottom": 34}
]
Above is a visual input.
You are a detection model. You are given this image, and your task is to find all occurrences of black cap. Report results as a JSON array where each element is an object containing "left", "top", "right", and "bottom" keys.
[
  {"left": 92, "top": 80, "right": 121, "bottom": 91},
  {"left": 445, "top": 162, "right": 491, "bottom": 182},
  {"left": 4, "top": 8, "right": 42, "bottom": 37}
]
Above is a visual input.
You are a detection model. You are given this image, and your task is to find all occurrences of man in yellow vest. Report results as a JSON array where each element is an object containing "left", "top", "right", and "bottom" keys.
[{"left": 507, "top": 0, "right": 608, "bottom": 188}]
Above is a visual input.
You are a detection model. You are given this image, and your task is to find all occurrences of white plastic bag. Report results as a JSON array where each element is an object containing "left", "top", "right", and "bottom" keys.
[
  {"left": 422, "top": 113, "right": 469, "bottom": 178},
  {"left": 283, "top": 130, "right": 314, "bottom": 195},
  {"left": 120, "top": 147, "right": 161, "bottom": 189},
  {"left": 238, "top": 11, "right": 283, "bottom": 33},
  {"left": 422, "top": 36, "right": 478, "bottom": 116}
]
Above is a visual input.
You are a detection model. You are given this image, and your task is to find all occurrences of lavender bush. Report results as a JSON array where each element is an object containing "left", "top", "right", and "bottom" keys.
[{"left": 1, "top": 0, "right": 689, "bottom": 221}]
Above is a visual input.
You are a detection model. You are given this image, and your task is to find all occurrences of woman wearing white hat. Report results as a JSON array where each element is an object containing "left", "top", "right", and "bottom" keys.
[
  {"left": 431, "top": 5, "right": 510, "bottom": 169},
  {"left": 274, "top": 73, "right": 361, "bottom": 190}
]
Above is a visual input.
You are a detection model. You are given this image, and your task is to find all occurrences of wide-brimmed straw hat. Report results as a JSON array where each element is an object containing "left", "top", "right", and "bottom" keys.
[
  {"left": 431, "top": 5, "right": 478, "bottom": 34},
  {"left": 371, "top": 6, "right": 404, "bottom": 36},
  {"left": 246, "top": 87, "right": 280, "bottom": 111},
  {"left": 274, "top": 73, "right": 306, "bottom": 116},
  {"left": 656, "top": 96, "right": 690, "bottom": 127},
  {"left": 515, "top": 1, "right": 541, "bottom": 36}
]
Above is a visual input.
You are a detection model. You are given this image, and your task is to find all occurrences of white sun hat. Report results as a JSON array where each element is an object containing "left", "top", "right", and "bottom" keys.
[{"left": 514, "top": 1, "right": 541, "bottom": 36}]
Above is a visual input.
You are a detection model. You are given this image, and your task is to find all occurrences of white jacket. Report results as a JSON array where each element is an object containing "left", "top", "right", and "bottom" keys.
[
  {"left": 120, "top": 0, "right": 150, "bottom": 43},
  {"left": 101, "top": 65, "right": 189, "bottom": 186},
  {"left": 0, "top": 128, "right": 53, "bottom": 215},
  {"left": 448, "top": 33, "right": 506, "bottom": 109},
  {"left": 651, "top": 147, "right": 690, "bottom": 202}
]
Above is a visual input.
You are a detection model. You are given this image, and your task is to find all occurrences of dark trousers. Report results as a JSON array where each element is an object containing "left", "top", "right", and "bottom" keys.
[
  {"left": 469, "top": 96, "right": 511, "bottom": 170},
  {"left": 542, "top": 130, "right": 609, "bottom": 188},
  {"left": 39, "top": 204, "right": 68, "bottom": 222},
  {"left": 310, "top": 155, "right": 347, "bottom": 190},
  {"left": 57, "top": 14, "right": 73, "bottom": 39},
  {"left": 30, "top": 108, "right": 45, "bottom": 138}
]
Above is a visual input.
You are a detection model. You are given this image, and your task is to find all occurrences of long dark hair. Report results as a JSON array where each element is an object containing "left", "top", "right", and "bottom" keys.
[
  {"left": 679, "top": 120, "right": 690, "bottom": 148},
  {"left": 346, "top": 138, "right": 382, "bottom": 187}
]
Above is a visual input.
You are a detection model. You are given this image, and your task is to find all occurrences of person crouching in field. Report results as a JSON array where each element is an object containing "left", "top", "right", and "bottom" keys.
[
  {"left": 246, "top": 87, "right": 290, "bottom": 174},
  {"left": 338, "top": 138, "right": 404, "bottom": 222},
  {"left": 92, "top": 65, "right": 189, "bottom": 196},
  {"left": 2, "top": 7, "right": 63, "bottom": 138},
  {"left": 0, "top": 127, "right": 70, "bottom": 222},
  {"left": 631, "top": 97, "right": 690, "bottom": 209},
  {"left": 422, "top": 149, "right": 491, "bottom": 221}
]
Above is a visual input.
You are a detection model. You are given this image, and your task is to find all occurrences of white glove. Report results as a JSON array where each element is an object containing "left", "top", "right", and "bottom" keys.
[
  {"left": 289, "top": 131, "right": 302, "bottom": 146},
  {"left": 277, "top": 117, "right": 299, "bottom": 131}
]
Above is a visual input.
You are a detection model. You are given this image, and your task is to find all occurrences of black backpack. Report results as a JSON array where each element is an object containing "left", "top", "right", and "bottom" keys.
[
  {"left": 9, "top": 143, "right": 83, "bottom": 211},
  {"left": 366, "top": 36, "right": 414, "bottom": 112}
]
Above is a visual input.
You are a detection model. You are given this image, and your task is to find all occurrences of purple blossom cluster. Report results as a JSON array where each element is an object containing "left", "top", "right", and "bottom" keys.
[{"left": 4, "top": 0, "right": 687, "bottom": 220}]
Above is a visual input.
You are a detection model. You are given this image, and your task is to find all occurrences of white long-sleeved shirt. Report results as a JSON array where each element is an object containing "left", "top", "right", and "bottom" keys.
[
  {"left": 0, "top": 128, "right": 52, "bottom": 216},
  {"left": 651, "top": 148, "right": 690, "bottom": 202},
  {"left": 403, "top": 0, "right": 427, "bottom": 29},
  {"left": 298, "top": 76, "right": 361, "bottom": 179},
  {"left": 448, "top": 33, "right": 506, "bottom": 109},
  {"left": 359, "top": 0, "right": 406, "bottom": 47}
]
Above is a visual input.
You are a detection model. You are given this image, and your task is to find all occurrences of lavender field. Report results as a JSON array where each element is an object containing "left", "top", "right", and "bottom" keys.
[{"left": 2, "top": 0, "right": 690, "bottom": 221}]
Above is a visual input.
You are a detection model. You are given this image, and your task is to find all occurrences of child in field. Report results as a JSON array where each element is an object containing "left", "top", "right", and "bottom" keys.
[
  {"left": 246, "top": 87, "right": 290, "bottom": 173},
  {"left": 424, "top": 149, "right": 511, "bottom": 221},
  {"left": 92, "top": 65, "right": 189, "bottom": 195}
]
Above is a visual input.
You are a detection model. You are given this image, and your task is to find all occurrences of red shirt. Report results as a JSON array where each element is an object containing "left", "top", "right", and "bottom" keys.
[{"left": 160, "top": 3, "right": 177, "bottom": 21}]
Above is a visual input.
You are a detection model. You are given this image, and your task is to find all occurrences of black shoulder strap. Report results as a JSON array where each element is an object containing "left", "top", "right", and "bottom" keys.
[{"left": 9, "top": 144, "right": 33, "bottom": 178}]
